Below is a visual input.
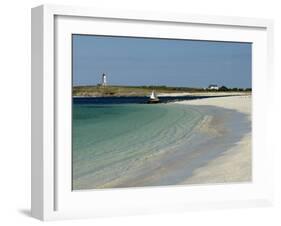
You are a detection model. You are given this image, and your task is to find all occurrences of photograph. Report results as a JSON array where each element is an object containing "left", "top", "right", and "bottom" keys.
[{"left": 72, "top": 34, "right": 252, "bottom": 190}]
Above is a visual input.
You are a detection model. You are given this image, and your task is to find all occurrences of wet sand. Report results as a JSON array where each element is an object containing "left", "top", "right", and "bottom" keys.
[{"left": 180, "top": 95, "right": 251, "bottom": 184}]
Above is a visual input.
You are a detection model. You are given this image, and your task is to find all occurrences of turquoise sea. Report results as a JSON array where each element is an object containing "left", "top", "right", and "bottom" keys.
[{"left": 72, "top": 100, "right": 204, "bottom": 190}]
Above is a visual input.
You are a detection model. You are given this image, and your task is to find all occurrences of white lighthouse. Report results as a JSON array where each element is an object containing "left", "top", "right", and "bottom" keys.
[{"left": 102, "top": 73, "right": 107, "bottom": 86}]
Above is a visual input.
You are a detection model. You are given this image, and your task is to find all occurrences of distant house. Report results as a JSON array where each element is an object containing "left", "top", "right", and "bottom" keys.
[{"left": 208, "top": 84, "right": 219, "bottom": 90}]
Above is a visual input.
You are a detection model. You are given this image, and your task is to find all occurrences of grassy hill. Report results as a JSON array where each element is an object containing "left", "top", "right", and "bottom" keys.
[
  {"left": 73, "top": 85, "right": 252, "bottom": 97},
  {"left": 73, "top": 85, "right": 208, "bottom": 97}
]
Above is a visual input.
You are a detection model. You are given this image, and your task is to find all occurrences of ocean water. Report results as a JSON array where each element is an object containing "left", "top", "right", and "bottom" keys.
[{"left": 72, "top": 97, "right": 204, "bottom": 189}]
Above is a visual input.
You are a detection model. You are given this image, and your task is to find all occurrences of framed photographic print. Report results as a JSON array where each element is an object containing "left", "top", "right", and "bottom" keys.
[{"left": 31, "top": 4, "right": 274, "bottom": 221}]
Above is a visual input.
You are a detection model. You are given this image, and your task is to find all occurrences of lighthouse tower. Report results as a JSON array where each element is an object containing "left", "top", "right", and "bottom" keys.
[{"left": 102, "top": 73, "right": 107, "bottom": 86}]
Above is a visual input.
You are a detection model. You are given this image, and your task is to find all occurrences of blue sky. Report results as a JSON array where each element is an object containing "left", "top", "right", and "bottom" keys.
[{"left": 72, "top": 35, "right": 252, "bottom": 88}]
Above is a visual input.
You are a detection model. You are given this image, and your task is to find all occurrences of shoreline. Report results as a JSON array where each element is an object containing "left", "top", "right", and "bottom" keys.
[
  {"left": 73, "top": 95, "right": 252, "bottom": 189},
  {"left": 176, "top": 95, "right": 251, "bottom": 184},
  {"left": 73, "top": 92, "right": 251, "bottom": 98},
  {"left": 97, "top": 96, "right": 251, "bottom": 188}
]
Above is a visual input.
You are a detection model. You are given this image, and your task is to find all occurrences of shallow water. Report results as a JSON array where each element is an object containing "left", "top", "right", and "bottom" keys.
[{"left": 72, "top": 103, "right": 203, "bottom": 189}]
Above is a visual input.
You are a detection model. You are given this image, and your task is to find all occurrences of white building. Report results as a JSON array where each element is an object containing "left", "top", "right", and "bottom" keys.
[
  {"left": 208, "top": 84, "right": 219, "bottom": 90},
  {"left": 102, "top": 73, "right": 107, "bottom": 86}
]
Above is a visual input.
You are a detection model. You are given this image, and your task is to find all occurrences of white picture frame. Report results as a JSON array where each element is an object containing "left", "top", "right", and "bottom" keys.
[{"left": 31, "top": 4, "right": 274, "bottom": 221}]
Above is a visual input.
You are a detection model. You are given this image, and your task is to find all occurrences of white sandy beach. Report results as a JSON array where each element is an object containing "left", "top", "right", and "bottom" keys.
[{"left": 178, "top": 95, "right": 252, "bottom": 184}]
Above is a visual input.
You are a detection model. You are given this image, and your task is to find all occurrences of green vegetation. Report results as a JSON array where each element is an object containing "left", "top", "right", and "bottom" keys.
[
  {"left": 73, "top": 85, "right": 251, "bottom": 97},
  {"left": 218, "top": 86, "right": 252, "bottom": 92}
]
